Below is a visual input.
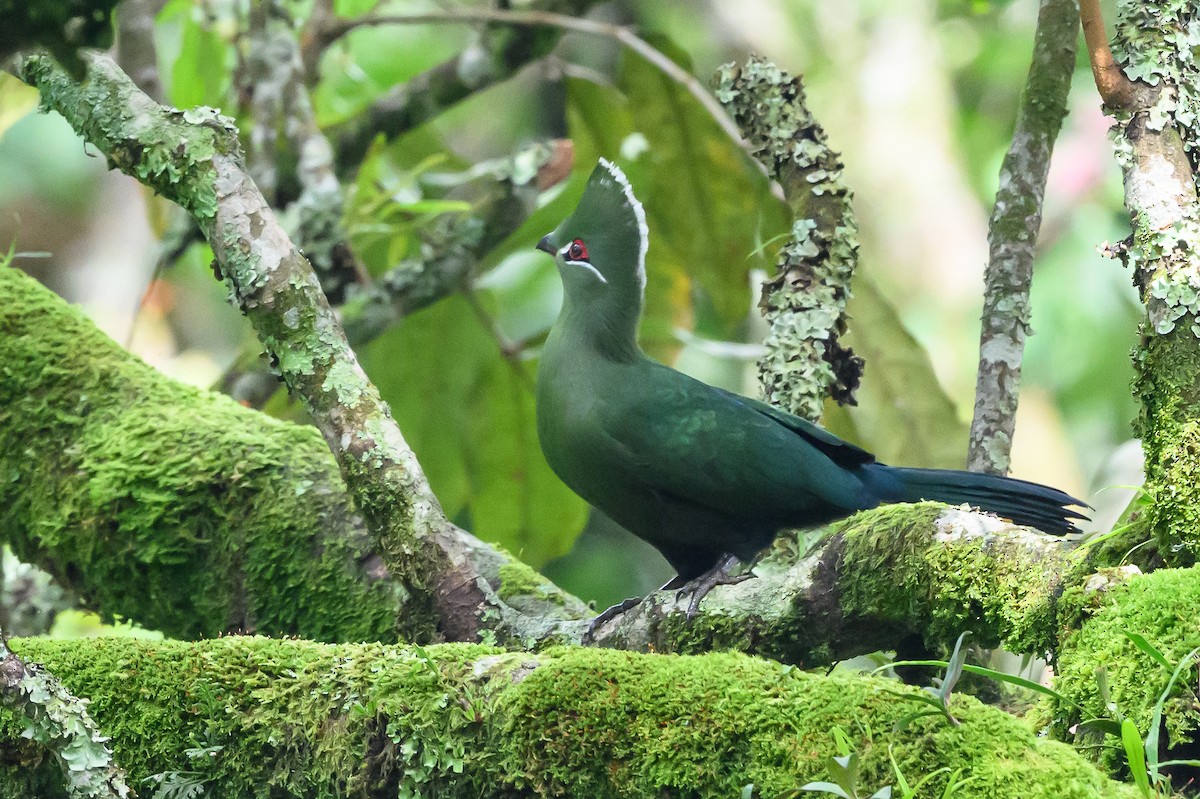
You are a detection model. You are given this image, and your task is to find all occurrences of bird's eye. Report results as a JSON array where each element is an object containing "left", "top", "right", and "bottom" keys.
[{"left": 567, "top": 239, "right": 589, "bottom": 261}]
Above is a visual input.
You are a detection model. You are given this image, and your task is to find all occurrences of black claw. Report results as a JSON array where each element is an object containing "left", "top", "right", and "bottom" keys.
[
  {"left": 582, "top": 595, "right": 644, "bottom": 644},
  {"left": 674, "top": 556, "right": 754, "bottom": 621}
]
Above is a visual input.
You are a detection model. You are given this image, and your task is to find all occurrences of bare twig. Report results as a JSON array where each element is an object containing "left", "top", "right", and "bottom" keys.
[
  {"left": 1078, "top": 0, "right": 1139, "bottom": 110},
  {"left": 966, "top": 0, "right": 1078, "bottom": 475},
  {"left": 320, "top": 8, "right": 744, "bottom": 150}
]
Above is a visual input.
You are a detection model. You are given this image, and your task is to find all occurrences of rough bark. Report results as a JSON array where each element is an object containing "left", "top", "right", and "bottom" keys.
[
  {"left": 714, "top": 58, "right": 862, "bottom": 421},
  {"left": 1098, "top": 0, "right": 1200, "bottom": 563},
  {"left": 0, "top": 637, "right": 1136, "bottom": 799},
  {"left": 967, "top": 0, "right": 1078, "bottom": 475}
]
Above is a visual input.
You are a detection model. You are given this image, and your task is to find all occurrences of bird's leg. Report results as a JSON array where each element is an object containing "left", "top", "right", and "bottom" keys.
[{"left": 676, "top": 554, "right": 754, "bottom": 620}]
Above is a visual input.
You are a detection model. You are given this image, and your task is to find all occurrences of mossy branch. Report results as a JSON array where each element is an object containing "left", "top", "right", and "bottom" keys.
[
  {"left": 967, "top": 0, "right": 1078, "bottom": 476},
  {"left": 2, "top": 261, "right": 1110, "bottom": 662},
  {"left": 0, "top": 637, "right": 1136, "bottom": 799},
  {"left": 588, "top": 503, "right": 1090, "bottom": 662}
]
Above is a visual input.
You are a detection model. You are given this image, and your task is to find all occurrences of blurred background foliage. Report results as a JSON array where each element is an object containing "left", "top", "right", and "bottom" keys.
[{"left": 0, "top": 0, "right": 1138, "bottom": 618}]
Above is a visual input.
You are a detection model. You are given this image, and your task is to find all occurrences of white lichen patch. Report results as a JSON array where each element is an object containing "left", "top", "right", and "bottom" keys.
[{"left": 1083, "top": 565, "right": 1143, "bottom": 594}]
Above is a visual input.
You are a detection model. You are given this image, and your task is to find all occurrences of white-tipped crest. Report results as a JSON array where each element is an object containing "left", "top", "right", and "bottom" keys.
[{"left": 597, "top": 157, "right": 648, "bottom": 292}]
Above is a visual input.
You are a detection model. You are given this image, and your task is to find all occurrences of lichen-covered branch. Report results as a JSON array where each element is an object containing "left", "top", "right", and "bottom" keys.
[
  {"left": 1095, "top": 1, "right": 1200, "bottom": 562},
  {"left": 240, "top": 0, "right": 363, "bottom": 304},
  {"left": 0, "top": 637, "right": 1137, "bottom": 799},
  {"left": 587, "top": 503, "right": 1087, "bottom": 662},
  {"left": 966, "top": 0, "right": 1078, "bottom": 475},
  {"left": 713, "top": 57, "right": 862, "bottom": 422},
  {"left": 0, "top": 630, "right": 132, "bottom": 799}
]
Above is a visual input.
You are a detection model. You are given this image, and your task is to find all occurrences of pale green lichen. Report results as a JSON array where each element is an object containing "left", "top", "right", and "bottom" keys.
[
  {"left": 713, "top": 57, "right": 861, "bottom": 421},
  {"left": 1110, "top": 0, "right": 1200, "bottom": 338},
  {"left": 0, "top": 638, "right": 1136, "bottom": 798}
]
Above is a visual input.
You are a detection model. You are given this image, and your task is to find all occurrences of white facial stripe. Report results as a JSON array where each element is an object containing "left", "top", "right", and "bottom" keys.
[
  {"left": 565, "top": 259, "right": 608, "bottom": 284},
  {"left": 597, "top": 157, "right": 648, "bottom": 293}
]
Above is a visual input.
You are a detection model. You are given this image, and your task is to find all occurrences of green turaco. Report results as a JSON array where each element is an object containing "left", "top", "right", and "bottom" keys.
[{"left": 535, "top": 159, "right": 1085, "bottom": 624}]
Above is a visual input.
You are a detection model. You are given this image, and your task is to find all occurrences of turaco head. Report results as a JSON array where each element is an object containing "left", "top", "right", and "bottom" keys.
[{"left": 536, "top": 158, "right": 648, "bottom": 305}]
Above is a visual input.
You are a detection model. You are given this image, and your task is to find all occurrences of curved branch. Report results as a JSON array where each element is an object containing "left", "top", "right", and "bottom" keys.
[
  {"left": 321, "top": 7, "right": 744, "bottom": 154},
  {"left": 1079, "top": 0, "right": 1140, "bottom": 110}
]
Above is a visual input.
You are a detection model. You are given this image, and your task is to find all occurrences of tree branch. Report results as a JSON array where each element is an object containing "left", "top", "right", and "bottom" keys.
[
  {"left": 1078, "top": 0, "right": 1140, "bottom": 110},
  {"left": 966, "top": 0, "right": 1079, "bottom": 475},
  {"left": 240, "top": 0, "right": 365, "bottom": 304},
  {"left": 0, "top": 636, "right": 1134, "bottom": 798},
  {"left": 321, "top": 6, "right": 744, "bottom": 165},
  {"left": 713, "top": 57, "right": 862, "bottom": 422},
  {"left": 0, "top": 263, "right": 589, "bottom": 642},
  {"left": 588, "top": 504, "right": 1085, "bottom": 661}
]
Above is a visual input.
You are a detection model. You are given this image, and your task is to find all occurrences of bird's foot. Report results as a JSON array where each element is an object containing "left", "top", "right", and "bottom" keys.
[
  {"left": 675, "top": 555, "right": 754, "bottom": 620},
  {"left": 582, "top": 595, "right": 644, "bottom": 644}
]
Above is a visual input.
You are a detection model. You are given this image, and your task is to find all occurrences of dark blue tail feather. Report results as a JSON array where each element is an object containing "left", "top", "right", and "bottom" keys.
[{"left": 861, "top": 464, "right": 1087, "bottom": 536}]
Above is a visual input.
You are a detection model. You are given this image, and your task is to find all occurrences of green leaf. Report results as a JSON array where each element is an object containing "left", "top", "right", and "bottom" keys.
[
  {"left": 1121, "top": 718, "right": 1151, "bottom": 798},
  {"left": 361, "top": 294, "right": 588, "bottom": 566},
  {"left": 1124, "top": 631, "right": 1174, "bottom": 672},
  {"left": 826, "top": 274, "right": 967, "bottom": 468},
  {"left": 463, "top": 354, "right": 589, "bottom": 565},
  {"left": 168, "top": 9, "right": 229, "bottom": 108},
  {"left": 617, "top": 44, "right": 786, "bottom": 335},
  {"left": 799, "top": 782, "right": 851, "bottom": 798}
]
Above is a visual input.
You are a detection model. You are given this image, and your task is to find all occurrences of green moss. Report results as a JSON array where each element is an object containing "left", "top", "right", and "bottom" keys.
[
  {"left": 1053, "top": 567, "right": 1200, "bottom": 772},
  {"left": 836, "top": 503, "right": 1064, "bottom": 654},
  {"left": 497, "top": 560, "right": 564, "bottom": 607},
  {"left": 0, "top": 266, "right": 411, "bottom": 642},
  {"left": 0, "top": 638, "right": 1134, "bottom": 799},
  {"left": 1134, "top": 332, "right": 1200, "bottom": 564}
]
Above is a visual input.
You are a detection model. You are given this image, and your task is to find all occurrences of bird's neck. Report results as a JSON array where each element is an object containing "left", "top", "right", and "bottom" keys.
[{"left": 550, "top": 287, "right": 643, "bottom": 364}]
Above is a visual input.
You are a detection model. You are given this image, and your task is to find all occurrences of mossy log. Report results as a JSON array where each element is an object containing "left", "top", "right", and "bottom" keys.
[{"left": 0, "top": 637, "right": 1136, "bottom": 799}]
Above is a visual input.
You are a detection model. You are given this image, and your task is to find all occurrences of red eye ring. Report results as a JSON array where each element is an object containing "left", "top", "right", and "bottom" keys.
[{"left": 567, "top": 239, "right": 589, "bottom": 261}]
